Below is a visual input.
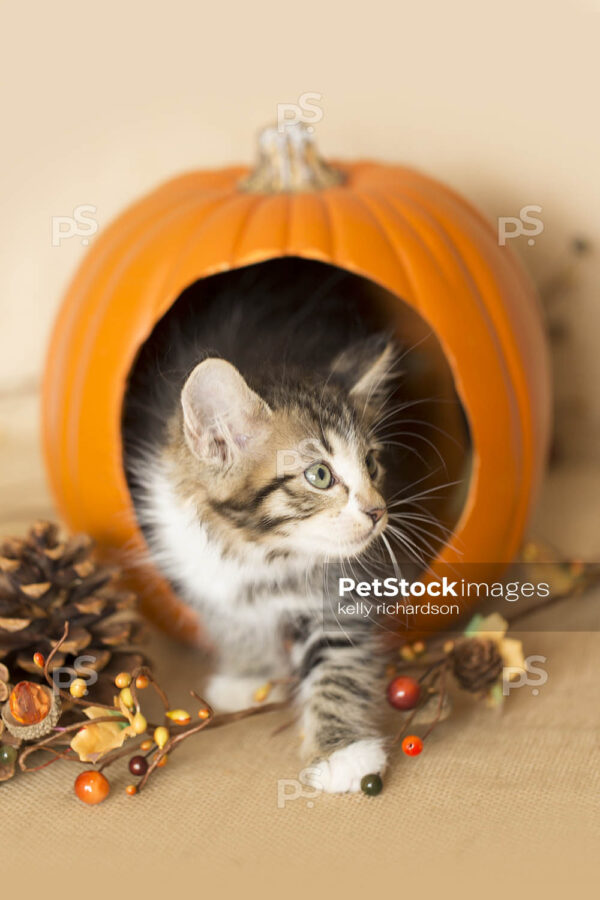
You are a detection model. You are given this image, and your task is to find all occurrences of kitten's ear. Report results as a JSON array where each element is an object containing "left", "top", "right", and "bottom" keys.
[
  {"left": 181, "top": 359, "right": 272, "bottom": 465},
  {"left": 331, "top": 335, "right": 398, "bottom": 406}
]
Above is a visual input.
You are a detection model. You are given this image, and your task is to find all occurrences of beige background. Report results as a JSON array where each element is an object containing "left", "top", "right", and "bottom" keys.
[
  {"left": 1, "top": 0, "right": 599, "bottom": 892},
  {"left": 0, "top": 0, "right": 599, "bottom": 460}
]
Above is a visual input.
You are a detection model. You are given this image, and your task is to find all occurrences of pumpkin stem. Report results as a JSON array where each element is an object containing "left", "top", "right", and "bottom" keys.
[{"left": 239, "top": 123, "right": 345, "bottom": 193}]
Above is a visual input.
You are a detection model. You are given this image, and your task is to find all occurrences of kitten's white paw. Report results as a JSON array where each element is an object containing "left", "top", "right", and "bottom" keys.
[
  {"left": 204, "top": 674, "right": 285, "bottom": 712},
  {"left": 305, "top": 738, "right": 387, "bottom": 794}
]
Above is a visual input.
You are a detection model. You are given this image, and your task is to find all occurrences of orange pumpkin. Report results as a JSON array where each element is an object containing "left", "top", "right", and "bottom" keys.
[{"left": 42, "top": 125, "right": 551, "bottom": 642}]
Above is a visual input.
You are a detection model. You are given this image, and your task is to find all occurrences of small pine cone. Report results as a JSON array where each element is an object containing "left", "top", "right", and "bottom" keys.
[
  {"left": 0, "top": 521, "right": 149, "bottom": 703},
  {"left": 450, "top": 638, "right": 504, "bottom": 693},
  {"left": 0, "top": 661, "right": 21, "bottom": 782}
]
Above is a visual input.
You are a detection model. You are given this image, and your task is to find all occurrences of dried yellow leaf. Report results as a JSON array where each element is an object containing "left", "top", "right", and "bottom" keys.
[{"left": 70, "top": 706, "right": 136, "bottom": 763}]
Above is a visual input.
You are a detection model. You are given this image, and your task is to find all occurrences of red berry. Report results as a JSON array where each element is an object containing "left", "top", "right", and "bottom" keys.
[
  {"left": 401, "top": 735, "right": 423, "bottom": 756},
  {"left": 129, "top": 755, "right": 148, "bottom": 776},
  {"left": 387, "top": 676, "right": 421, "bottom": 710},
  {"left": 74, "top": 770, "right": 110, "bottom": 805}
]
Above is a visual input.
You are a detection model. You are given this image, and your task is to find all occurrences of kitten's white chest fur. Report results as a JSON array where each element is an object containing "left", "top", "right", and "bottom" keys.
[
  {"left": 142, "top": 462, "right": 311, "bottom": 710},
  {"left": 142, "top": 462, "right": 314, "bottom": 625},
  {"left": 145, "top": 461, "right": 250, "bottom": 605}
]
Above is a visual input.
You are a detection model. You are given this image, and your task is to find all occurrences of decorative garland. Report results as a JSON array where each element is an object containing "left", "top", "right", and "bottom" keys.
[{"left": 1, "top": 522, "right": 597, "bottom": 802}]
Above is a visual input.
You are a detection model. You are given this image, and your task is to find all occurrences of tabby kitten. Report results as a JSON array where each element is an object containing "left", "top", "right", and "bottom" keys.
[{"left": 124, "top": 263, "right": 404, "bottom": 793}]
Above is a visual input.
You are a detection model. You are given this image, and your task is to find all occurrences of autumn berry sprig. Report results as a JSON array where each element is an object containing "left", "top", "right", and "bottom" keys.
[
  {"left": 360, "top": 614, "right": 532, "bottom": 797},
  {"left": 4, "top": 622, "right": 287, "bottom": 804}
]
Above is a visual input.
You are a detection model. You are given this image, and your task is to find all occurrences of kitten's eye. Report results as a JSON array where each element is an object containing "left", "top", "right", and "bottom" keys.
[
  {"left": 366, "top": 451, "right": 378, "bottom": 479},
  {"left": 304, "top": 462, "right": 334, "bottom": 490}
]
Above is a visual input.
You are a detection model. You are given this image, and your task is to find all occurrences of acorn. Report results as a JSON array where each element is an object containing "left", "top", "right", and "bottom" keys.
[{"left": 1, "top": 681, "right": 61, "bottom": 740}]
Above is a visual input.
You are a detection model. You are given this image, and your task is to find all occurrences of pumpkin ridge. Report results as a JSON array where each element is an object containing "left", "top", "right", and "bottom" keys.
[
  {"left": 313, "top": 190, "right": 337, "bottom": 260},
  {"left": 162, "top": 192, "right": 262, "bottom": 285},
  {"left": 353, "top": 187, "right": 525, "bottom": 566},
  {"left": 350, "top": 189, "right": 432, "bottom": 312},
  {"left": 228, "top": 193, "right": 276, "bottom": 265},
  {"left": 52, "top": 191, "right": 234, "bottom": 519}
]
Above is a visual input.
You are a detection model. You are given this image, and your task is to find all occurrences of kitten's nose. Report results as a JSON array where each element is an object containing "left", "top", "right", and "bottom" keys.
[{"left": 365, "top": 507, "right": 386, "bottom": 526}]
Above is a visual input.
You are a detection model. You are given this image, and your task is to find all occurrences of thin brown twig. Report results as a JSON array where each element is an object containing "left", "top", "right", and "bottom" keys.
[
  {"left": 390, "top": 661, "right": 450, "bottom": 747},
  {"left": 129, "top": 664, "right": 170, "bottom": 714},
  {"left": 97, "top": 736, "right": 148, "bottom": 772},
  {"left": 206, "top": 701, "right": 289, "bottom": 730},
  {"left": 43, "top": 622, "right": 120, "bottom": 712},
  {"left": 422, "top": 666, "right": 448, "bottom": 741}
]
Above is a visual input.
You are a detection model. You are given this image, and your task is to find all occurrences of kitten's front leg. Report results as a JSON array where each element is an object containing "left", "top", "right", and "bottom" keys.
[
  {"left": 294, "top": 630, "right": 387, "bottom": 794},
  {"left": 204, "top": 612, "right": 291, "bottom": 712}
]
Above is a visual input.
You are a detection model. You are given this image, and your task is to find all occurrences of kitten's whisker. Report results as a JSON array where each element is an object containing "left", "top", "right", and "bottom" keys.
[
  {"left": 380, "top": 532, "right": 403, "bottom": 582},
  {"left": 384, "top": 467, "right": 449, "bottom": 503},
  {"left": 387, "top": 478, "right": 463, "bottom": 505},
  {"left": 388, "top": 510, "right": 464, "bottom": 562},
  {"left": 371, "top": 400, "right": 441, "bottom": 434},
  {"left": 379, "top": 429, "right": 448, "bottom": 471},
  {"left": 387, "top": 511, "right": 455, "bottom": 539},
  {"left": 398, "top": 418, "right": 465, "bottom": 449},
  {"left": 387, "top": 524, "right": 450, "bottom": 556},
  {"left": 375, "top": 417, "right": 465, "bottom": 450},
  {"left": 352, "top": 550, "right": 382, "bottom": 583},
  {"left": 387, "top": 522, "right": 441, "bottom": 561},
  {"left": 394, "top": 331, "right": 435, "bottom": 366},
  {"left": 331, "top": 553, "right": 360, "bottom": 645},
  {"left": 384, "top": 522, "right": 430, "bottom": 568},
  {"left": 377, "top": 439, "right": 432, "bottom": 468}
]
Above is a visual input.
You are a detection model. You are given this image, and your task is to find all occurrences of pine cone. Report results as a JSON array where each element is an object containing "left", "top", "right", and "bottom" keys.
[
  {"left": 0, "top": 521, "right": 148, "bottom": 703},
  {"left": 451, "top": 638, "right": 503, "bottom": 693}
]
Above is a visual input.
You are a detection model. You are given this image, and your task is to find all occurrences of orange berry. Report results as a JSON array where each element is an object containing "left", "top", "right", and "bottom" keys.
[
  {"left": 197, "top": 708, "right": 210, "bottom": 720},
  {"left": 115, "top": 672, "right": 131, "bottom": 689},
  {"left": 401, "top": 735, "right": 423, "bottom": 757},
  {"left": 125, "top": 784, "right": 137, "bottom": 796},
  {"left": 155, "top": 753, "right": 168, "bottom": 768},
  {"left": 140, "top": 739, "right": 153, "bottom": 751},
  {"left": 135, "top": 675, "right": 149, "bottom": 690},
  {"left": 74, "top": 771, "right": 110, "bottom": 805},
  {"left": 33, "top": 652, "right": 45, "bottom": 669}
]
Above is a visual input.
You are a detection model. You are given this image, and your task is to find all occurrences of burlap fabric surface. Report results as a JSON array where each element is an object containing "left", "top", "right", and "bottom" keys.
[{"left": 0, "top": 406, "right": 598, "bottom": 891}]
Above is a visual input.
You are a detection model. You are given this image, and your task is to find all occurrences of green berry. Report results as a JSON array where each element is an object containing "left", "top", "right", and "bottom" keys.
[
  {"left": 360, "top": 773, "right": 383, "bottom": 796},
  {"left": 0, "top": 744, "right": 18, "bottom": 766}
]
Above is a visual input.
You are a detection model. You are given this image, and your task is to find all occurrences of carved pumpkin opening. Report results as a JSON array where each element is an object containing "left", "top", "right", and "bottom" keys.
[{"left": 121, "top": 256, "right": 472, "bottom": 569}]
